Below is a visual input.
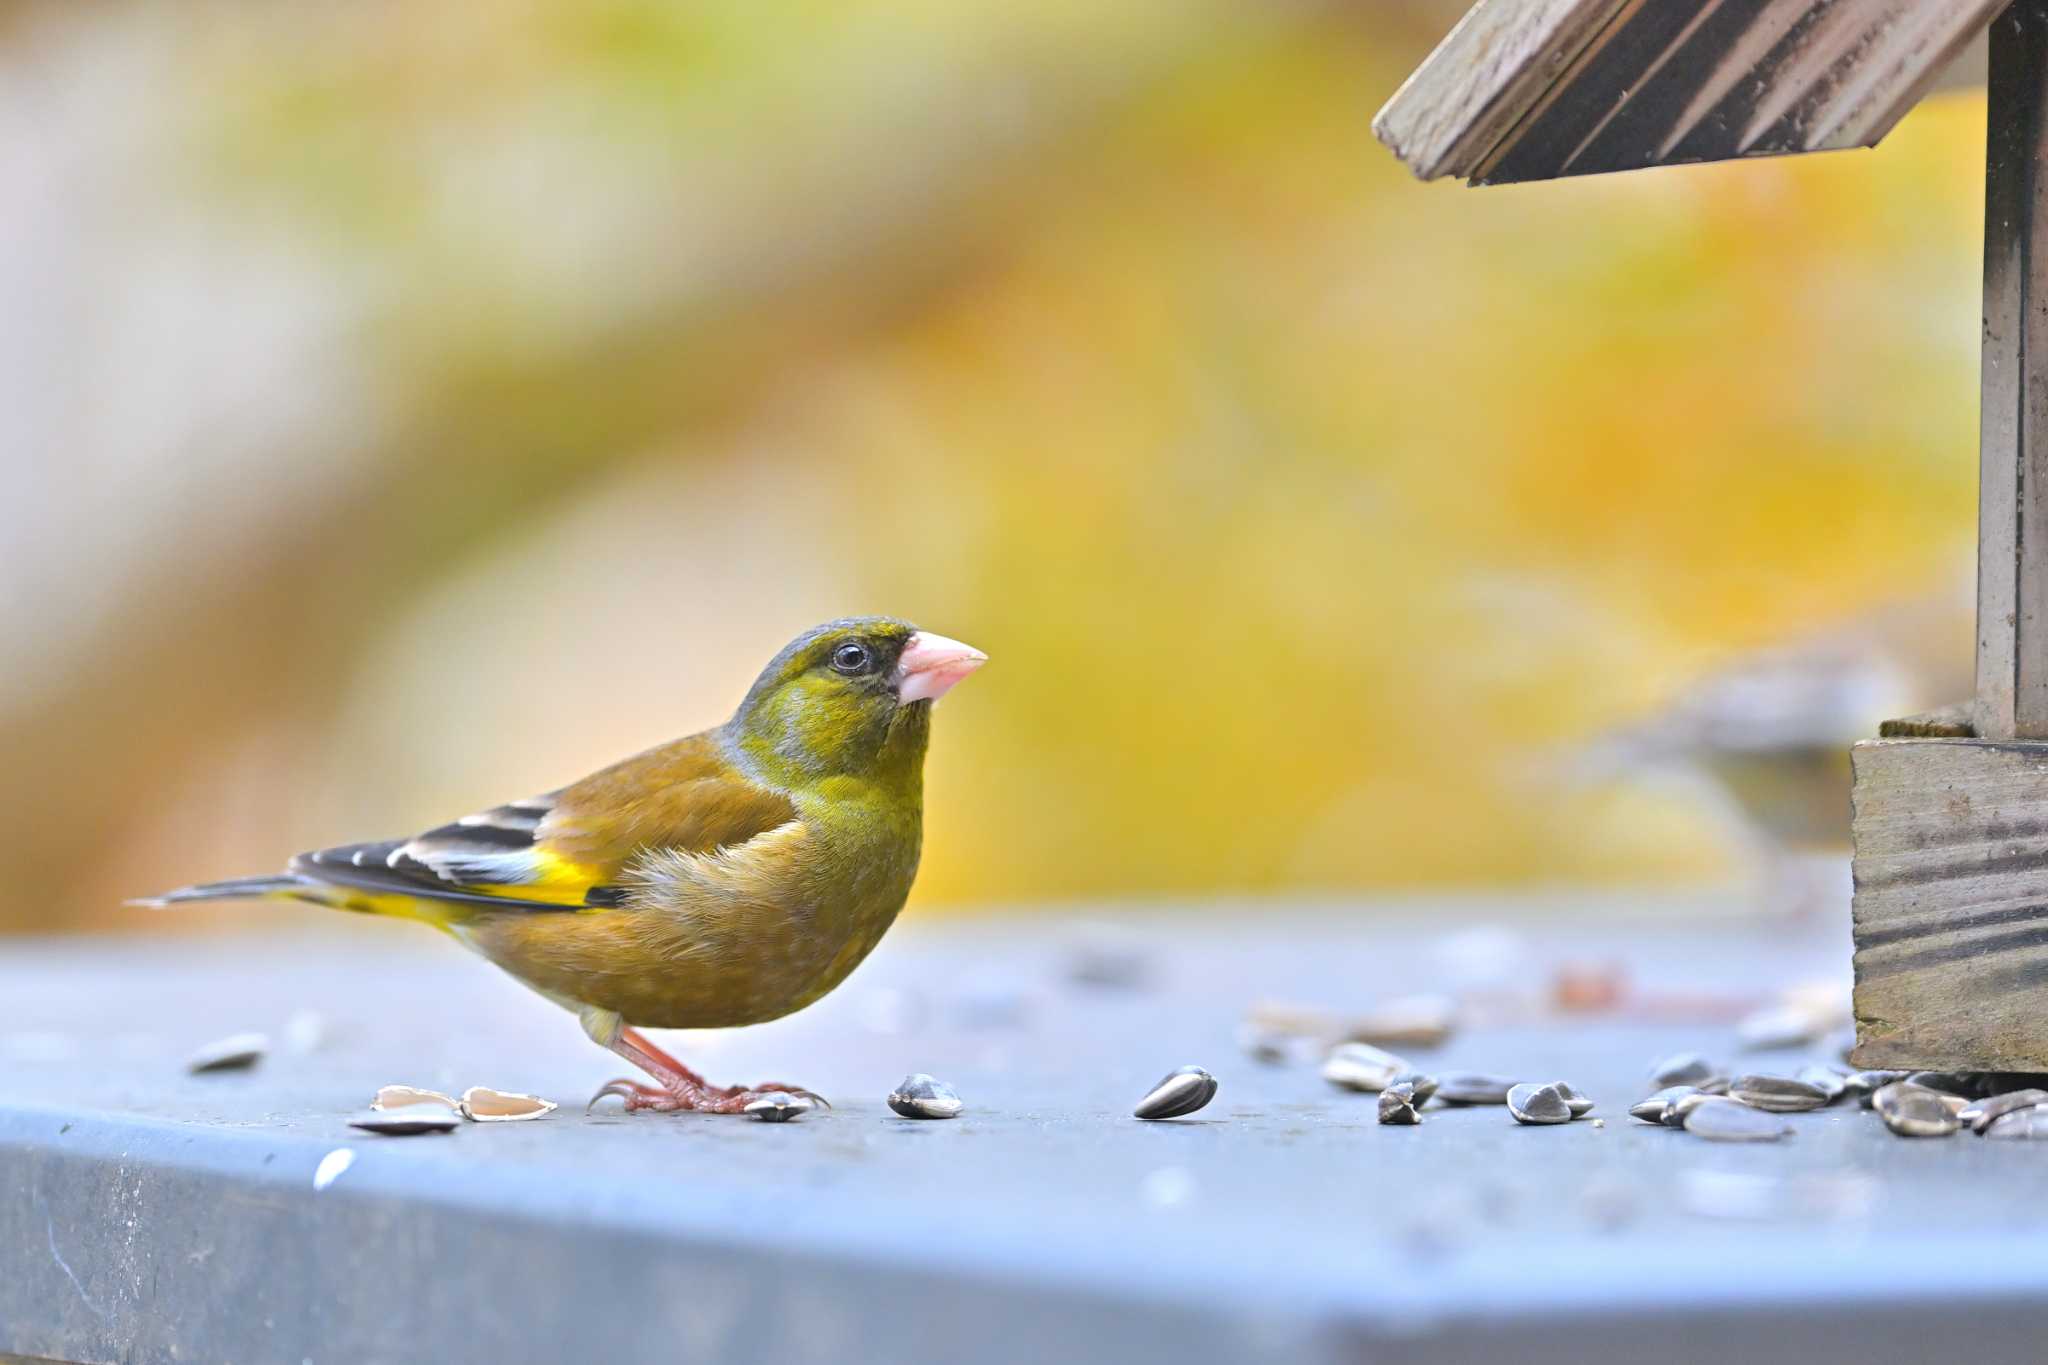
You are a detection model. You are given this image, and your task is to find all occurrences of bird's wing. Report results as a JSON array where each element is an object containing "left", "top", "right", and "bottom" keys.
[{"left": 290, "top": 731, "right": 798, "bottom": 912}]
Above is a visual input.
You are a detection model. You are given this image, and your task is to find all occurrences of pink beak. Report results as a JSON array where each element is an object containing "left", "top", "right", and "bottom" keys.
[{"left": 896, "top": 631, "right": 987, "bottom": 704}]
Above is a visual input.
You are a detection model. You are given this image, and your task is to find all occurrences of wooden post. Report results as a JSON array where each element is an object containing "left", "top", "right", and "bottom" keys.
[
  {"left": 1978, "top": 0, "right": 2048, "bottom": 740},
  {"left": 1851, "top": 2, "right": 2048, "bottom": 1070}
]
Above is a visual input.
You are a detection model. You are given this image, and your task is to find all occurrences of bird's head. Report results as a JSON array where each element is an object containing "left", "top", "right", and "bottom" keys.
[{"left": 730, "top": 617, "right": 986, "bottom": 786}]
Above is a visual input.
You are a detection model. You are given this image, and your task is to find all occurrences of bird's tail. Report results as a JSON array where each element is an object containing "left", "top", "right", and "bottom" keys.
[{"left": 127, "top": 874, "right": 319, "bottom": 909}]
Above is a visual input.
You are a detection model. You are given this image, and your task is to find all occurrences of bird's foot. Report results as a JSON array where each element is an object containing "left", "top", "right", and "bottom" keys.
[{"left": 587, "top": 1076, "right": 830, "bottom": 1114}]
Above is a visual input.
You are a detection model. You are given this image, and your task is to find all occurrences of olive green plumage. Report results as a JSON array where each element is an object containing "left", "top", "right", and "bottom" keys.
[{"left": 142, "top": 617, "right": 983, "bottom": 1036}]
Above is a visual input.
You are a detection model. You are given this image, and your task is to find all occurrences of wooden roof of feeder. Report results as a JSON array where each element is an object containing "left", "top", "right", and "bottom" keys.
[{"left": 1375, "top": 0, "right": 2007, "bottom": 185}]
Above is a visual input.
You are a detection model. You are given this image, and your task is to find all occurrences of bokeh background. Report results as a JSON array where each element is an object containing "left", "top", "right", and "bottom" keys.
[{"left": 1, "top": 1, "right": 1987, "bottom": 934}]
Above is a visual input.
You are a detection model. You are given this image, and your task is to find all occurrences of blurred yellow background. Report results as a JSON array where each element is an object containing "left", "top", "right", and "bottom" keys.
[{"left": 0, "top": 2, "right": 1985, "bottom": 932}]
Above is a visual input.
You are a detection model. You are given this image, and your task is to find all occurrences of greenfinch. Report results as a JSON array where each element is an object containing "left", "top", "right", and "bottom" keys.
[{"left": 138, "top": 617, "right": 986, "bottom": 1112}]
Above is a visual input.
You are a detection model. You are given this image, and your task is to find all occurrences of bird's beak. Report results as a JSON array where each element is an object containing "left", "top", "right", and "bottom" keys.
[{"left": 896, "top": 631, "right": 987, "bottom": 704}]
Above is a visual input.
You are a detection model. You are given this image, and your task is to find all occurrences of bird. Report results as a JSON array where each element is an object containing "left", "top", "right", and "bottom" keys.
[{"left": 136, "top": 617, "right": 987, "bottom": 1113}]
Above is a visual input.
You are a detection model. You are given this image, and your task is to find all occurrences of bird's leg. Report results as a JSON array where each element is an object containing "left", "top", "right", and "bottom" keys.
[
  {"left": 588, "top": 1026, "right": 829, "bottom": 1114},
  {"left": 622, "top": 1026, "right": 830, "bottom": 1107}
]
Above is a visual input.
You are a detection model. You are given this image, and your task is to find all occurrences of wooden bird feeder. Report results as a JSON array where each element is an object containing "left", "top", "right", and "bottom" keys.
[{"left": 1377, "top": 0, "right": 2048, "bottom": 1069}]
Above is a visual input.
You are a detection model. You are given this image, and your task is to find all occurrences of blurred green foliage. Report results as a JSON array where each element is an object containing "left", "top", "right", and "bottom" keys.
[{"left": 0, "top": 3, "right": 1982, "bottom": 928}]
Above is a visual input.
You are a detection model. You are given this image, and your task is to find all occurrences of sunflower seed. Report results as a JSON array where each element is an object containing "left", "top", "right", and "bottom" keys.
[
  {"left": 1378, "top": 1083, "right": 1422, "bottom": 1125},
  {"left": 1340, "top": 994, "right": 1458, "bottom": 1049},
  {"left": 1984, "top": 1104, "right": 2048, "bottom": 1140},
  {"left": 459, "top": 1087, "right": 557, "bottom": 1122},
  {"left": 1238, "top": 1025, "right": 1294, "bottom": 1066},
  {"left": 1507, "top": 1083, "right": 1572, "bottom": 1125},
  {"left": 1846, "top": 1070, "right": 1909, "bottom": 1105},
  {"left": 743, "top": 1092, "right": 811, "bottom": 1123},
  {"left": 1904, "top": 1071, "right": 1980, "bottom": 1097},
  {"left": 1668, "top": 1091, "right": 1719, "bottom": 1127},
  {"left": 1629, "top": 1086, "right": 1693, "bottom": 1125},
  {"left": 1793, "top": 1065, "right": 1847, "bottom": 1104},
  {"left": 186, "top": 1032, "right": 267, "bottom": 1074},
  {"left": 312, "top": 1148, "right": 355, "bottom": 1191},
  {"left": 1728, "top": 1074, "right": 1831, "bottom": 1113},
  {"left": 1649, "top": 1052, "right": 1718, "bottom": 1088},
  {"left": 1737, "top": 1005, "right": 1824, "bottom": 1052},
  {"left": 887, "top": 1073, "right": 964, "bottom": 1120},
  {"left": 1874, "top": 1081, "right": 1969, "bottom": 1120},
  {"left": 1876, "top": 1084, "right": 1958, "bottom": 1137},
  {"left": 371, "top": 1085, "right": 458, "bottom": 1112},
  {"left": 1320, "top": 1042, "right": 1407, "bottom": 1093},
  {"left": 1391, "top": 1071, "right": 1439, "bottom": 1105},
  {"left": 1697, "top": 1076, "right": 1731, "bottom": 1095},
  {"left": 1960, "top": 1089, "right": 2048, "bottom": 1134},
  {"left": 1134, "top": 1065, "right": 1218, "bottom": 1120},
  {"left": 1553, "top": 1082, "right": 1594, "bottom": 1118},
  {"left": 1064, "top": 923, "right": 1151, "bottom": 989},
  {"left": 1436, "top": 1072, "right": 1516, "bottom": 1105},
  {"left": 348, "top": 1103, "right": 461, "bottom": 1136},
  {"left": 1682, "top": 1097, "right": 1792, "bottom": 1142}
]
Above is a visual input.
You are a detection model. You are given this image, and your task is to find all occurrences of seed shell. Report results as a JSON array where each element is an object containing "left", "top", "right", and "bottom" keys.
[
  {"left": 1682, "top": 1097, "right": 1791, "bottom": 1142},
  {"left": 743, "top": 1092, "right": 812, "bottom": 1123},
  {"left": 1648, "top": 1052, "right": 1718, "bottom": 1088},
  {"left": 1390, "top": 1071, "right": 1439, "bottom": 1106},
  {"left": 1320, "top": 1042, "right": 1407, "bottom": 1093},
  {"left": 186, "top": 1032, "right": 267, "bottom": 1074},
  {"left": 1435, "top": 1072, "right": 1515, "bottom": 1105},
  {"left": 1506, "top": 1083, "right": 1572, "bottom": 1125},
  {"left": 1960, "top": 1089, "right": 2048, "bottom": 1135},
  {"left": 1874, "top": 1082, "right": 1959, "bottom": 1137},
  {"left": 459, "top": 1087, "right": 557, "bottom": 1122},
  {"left": 887, "top": 1073, "right": 964, "bottom": 1120},
  {"left": 348, "top": 1103, "right": 461, "bottom": 1136},
  {"left": 372, "top": 1085, "right": 458, "bottom": 1112},
  {"left": 1984, "top": 1105, "right": 2048, "bottom": 1140},
  {"left": 1134, "top": 1065, "right": 1218, "bottom": 1120},
  {"left": 1728, "top": 1074, "right": 1831, "bottom": 1113},
  {"left": 1552, "top": 1081, "right": 1594, "bottom": 1119},
  {"left": 1378, "top": 1083, "right": 1421, "bottom": 1125}
]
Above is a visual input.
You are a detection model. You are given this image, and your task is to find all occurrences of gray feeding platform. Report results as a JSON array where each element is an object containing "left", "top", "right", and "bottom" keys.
[{"left": 4, "top": 897, "right": 2046, "bottom": 1365}]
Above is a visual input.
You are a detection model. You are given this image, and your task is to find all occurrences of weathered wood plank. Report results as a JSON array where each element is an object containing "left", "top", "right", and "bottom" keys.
[
  {"left": 1978, "top": 1, "right": 2048, "bottom": 740},
  {"left": 1372, "top": 0, "right": 1624, "bottom": 182},
  {"left": 1851, "top": 737, "right": 2048, "bottom": 1069},
  {"left": 1374, "top": 0, "right": 2002, "bottom": 186}
]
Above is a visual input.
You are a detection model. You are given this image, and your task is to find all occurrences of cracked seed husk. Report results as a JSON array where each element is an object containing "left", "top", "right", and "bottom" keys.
[
  {"left": 1378, "top": 1083, "right": 1422, "bottom": 1125},
  {"left": 1507, "top": 1083, "right": 1572, "bottom": 1125},
  {"left": 1877, "top": 1084, "right": 1958, "bottom": 1137},
  {"left": 1648, "top": 1052, "right": 1718, "bottom": 1088},
  {"left": 1134, "top": 1065, "right": 1218, "bottom": 1120},
  {"left": 1682, "top": 1097, "right": 1791, "bottom": 1142},
  {"left": 1320, "top": 1042, "right": 1407, "bottom": 1093},
  {"left": 459, "top": 1087, "right": 557, "bottom": 1122},
  {"left": 743, "top": 1092, "right": 811, "bottom": 1123},
  {"left": 1984, "top": 1104, "right": 2048, "bottom": 1140},
  {"left": 1729, "top": 1074, "right": 1831, "bottom": 1113},
  {"left": 1435, "top": 1072, "right": 1515, "bottom": 1105},
  {"left": 1552, "top": 1082, "right": 1594, "bottom": 1119},
  {"left": 1390, "top": 1071, "right": 1438, "bottom": 1106},
  {"left": 371, "top": 1085, "right": 458, "bottom": 1112},
  {"left": 1960, "top": 1089, "right": 2048, "bottom": 1134},
  {"left": 887, "top": 1073, "right": 964, "bottom": 1120},
  {"left": 348, "top": 1103, "right": 460, "bottom": 1136},
  {"left": 186, "top": 1032, "right": 267, "bottom": 1074}
]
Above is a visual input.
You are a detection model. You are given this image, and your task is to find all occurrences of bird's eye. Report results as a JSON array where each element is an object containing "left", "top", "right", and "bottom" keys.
[{"left": 830, "top": 642, "right": 872, "bottom": 675}]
